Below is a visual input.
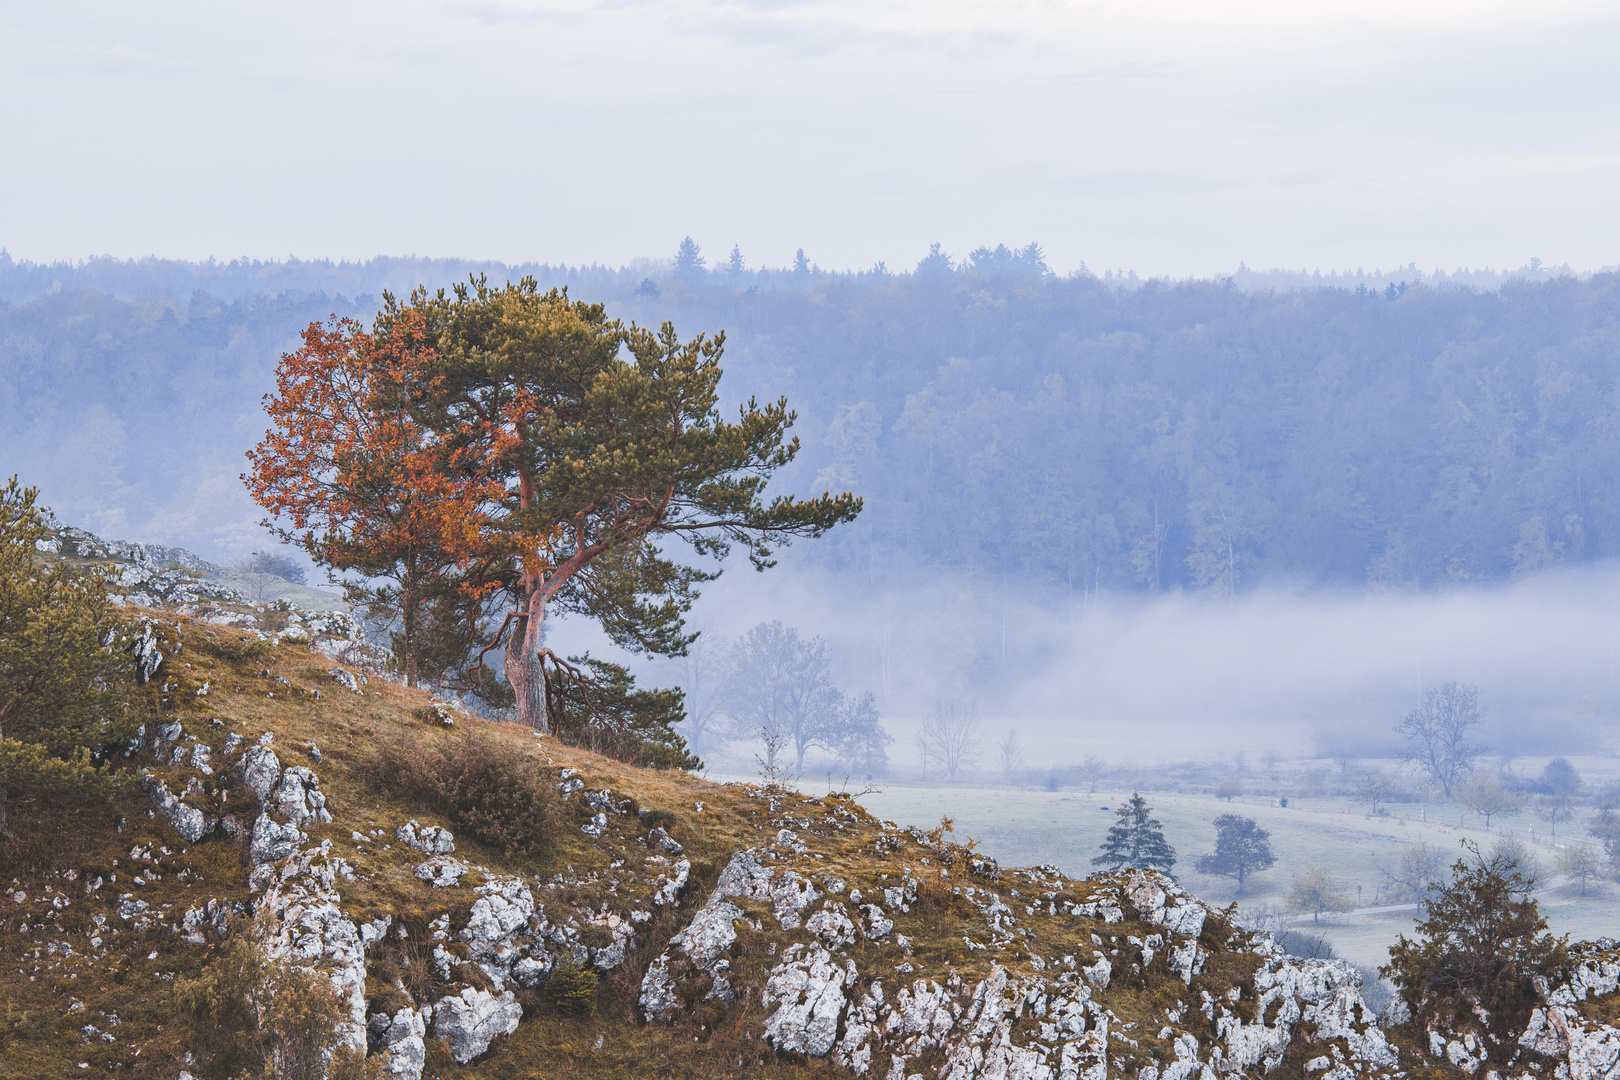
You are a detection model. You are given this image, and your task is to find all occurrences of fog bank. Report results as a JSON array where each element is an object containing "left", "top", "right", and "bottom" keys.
[{"left": 559, "top": 553, "right": 1620, "bottom": 770}]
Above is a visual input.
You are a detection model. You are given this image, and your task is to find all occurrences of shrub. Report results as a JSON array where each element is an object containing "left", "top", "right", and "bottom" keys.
[
  {"left": 540, "top": 963, "right": 599, "bottom": 1017},
  {"left": 366, "top": 728, "right": 561, "bottom": 857},
  {"left": 639, "top": 808, "right": 678, "bottom": 832},
  {"left": 172, "top": 932, "right": 364, "bottom": 1080},
  {"left": 1382, "top": 843, "right": 1568, "bottom": 1061}
]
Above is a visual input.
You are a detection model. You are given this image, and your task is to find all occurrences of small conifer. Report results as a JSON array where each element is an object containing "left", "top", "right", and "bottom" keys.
[{"left": 1092, "top": 791, "right": 1177, "bottom": 873}]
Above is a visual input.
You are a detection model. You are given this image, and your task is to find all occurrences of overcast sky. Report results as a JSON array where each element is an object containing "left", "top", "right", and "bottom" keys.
[{"left": 2, "top": 0, "right": 1616, "bottom": 276}]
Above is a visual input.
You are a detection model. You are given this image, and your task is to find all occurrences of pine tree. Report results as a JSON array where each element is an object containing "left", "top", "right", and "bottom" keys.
[
  {"left": 673, "top": 236, "right": 705, "bottom": 276},
  {"left": 727, "top": 245, "right": 746, "bottom": 276},
  {"left": 1092, "top": 791, "right": 1176, "bottom": 872},
  {"left": 351, "top": 281, "right": 860, "bottom": 734},
  {"left": 0, "top": 478, "right": 136, "bottom": 835}
]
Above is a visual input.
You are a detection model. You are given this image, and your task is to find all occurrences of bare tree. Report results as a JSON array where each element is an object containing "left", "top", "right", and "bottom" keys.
[
  {"left": 1485, "top": 836, "right": 1542, "bottom": 891},
  {"left": 997, "top": 727, "right": 1025, "bottom": 784},
  {"left": 1394, "top": 681, "right": 1485, "bottom": 799},
  {"left": 670, "top": 627, "right": 727, "bottom": 759},
  {"left": 1353, "top": 768, "right": 1394, "bottom": 816},
  {"left": 725, "top": 621, "right": 844, "bottom": 776},
  {"left": 918, "top": 697, "right": 982, "bottom": 783},
  {"left": 1289, "top": 865, "right": 1353, "bottom": 923},
  {"left": 1459, "top": 773, "right": 1522, "bottom": 828},
  {"left": 1558, "top": 845, "right": 1603, "bottom": 896},
  {"left": 239, "top": 551, "right": 277, "bottom": 604},
  {"left": 754, "top": 727, "right": 792, "bottom": 791},
  {"left": 1380, "top": 842, "right": 1445, "bottom": 903},
  {"left": 1536, "top": 793, "right": 1575, "bottom": 837},
  {"left": 1076, "top": 755, "right": 1108, "bottom": 794}
]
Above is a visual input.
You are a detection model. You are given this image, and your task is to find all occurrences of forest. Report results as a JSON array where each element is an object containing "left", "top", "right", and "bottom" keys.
[{"left": 3, "top": 248, "right": 1619, "bottom": 602}]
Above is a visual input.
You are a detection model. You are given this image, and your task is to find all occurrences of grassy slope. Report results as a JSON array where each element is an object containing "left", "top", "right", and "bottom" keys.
[{"left": 0, "top": 612, "right": 1563, "bottom": 1080}]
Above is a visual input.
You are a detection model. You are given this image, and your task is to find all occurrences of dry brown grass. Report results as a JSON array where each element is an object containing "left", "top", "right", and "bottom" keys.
[{"left": 0, "top": 608, "right": 1503, "bottom": 1080}]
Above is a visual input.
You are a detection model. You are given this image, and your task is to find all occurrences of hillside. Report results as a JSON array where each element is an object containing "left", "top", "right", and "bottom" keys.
[{"left": 6, "top": 550, "right": 1620, "bottom": 1080}]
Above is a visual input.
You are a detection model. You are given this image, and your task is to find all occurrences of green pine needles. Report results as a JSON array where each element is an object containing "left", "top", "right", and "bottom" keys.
[
  {"left": 1093, "top": 791, "right": 1177, "bottom": 873},
  {"left": 0, "top": 477, "right": 141, "bottom": 835}
]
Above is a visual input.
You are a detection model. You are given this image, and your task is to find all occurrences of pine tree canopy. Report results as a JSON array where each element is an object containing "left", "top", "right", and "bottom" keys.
[{"left": 1092, "top": 791, "right": 1176, "bottom": 872}]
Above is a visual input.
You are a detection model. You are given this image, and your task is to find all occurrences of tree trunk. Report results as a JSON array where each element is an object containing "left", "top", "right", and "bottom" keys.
[
  {"left": 506, "top": 592, "right": 550, "bottom": 732},
  {"left": 401, "top": 571, "right": 418, "bottom": 689}
]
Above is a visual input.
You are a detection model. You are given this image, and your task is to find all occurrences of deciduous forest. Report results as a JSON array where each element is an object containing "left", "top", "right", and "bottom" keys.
[{"left": 5, "top": 249, "right": 1619, "bottom": 601}]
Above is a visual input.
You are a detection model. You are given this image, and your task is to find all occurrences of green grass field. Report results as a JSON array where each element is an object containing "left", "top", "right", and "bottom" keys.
[{"left": 855, "top": 782, "right": 1619, "bottom": 970}]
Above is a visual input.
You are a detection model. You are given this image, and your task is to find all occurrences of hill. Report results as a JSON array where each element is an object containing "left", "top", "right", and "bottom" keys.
[{"left": 6, "top": 534, "right": 1620, "bottom": 1079}]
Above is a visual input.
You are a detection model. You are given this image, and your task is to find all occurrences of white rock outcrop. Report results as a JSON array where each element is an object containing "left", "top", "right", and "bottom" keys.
[
  {"left": 142, "top": 774, "right": 216, "bottom": 843},
  {"left": 433, "top": 988, "right": 523, "bottom": 1063},
  {"left": 396, "top": 820, "right": 455, "bottom": 854},
  {"left": 415, "top": 856, "right": 469, "bottom": 888},
  {"left": 380, "top": 1006, "right": 427, "bottom": 1080}
]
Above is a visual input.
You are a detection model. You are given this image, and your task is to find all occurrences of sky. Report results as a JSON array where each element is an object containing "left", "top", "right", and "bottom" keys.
[{"left": 2, "top": 0, "right": 1617, "bottom": 277}]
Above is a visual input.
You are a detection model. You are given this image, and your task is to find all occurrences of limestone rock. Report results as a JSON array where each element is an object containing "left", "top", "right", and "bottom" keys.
[
  {"left": 381, "top": 1006, "right": 427, "bottom": 1080},
  {"left": 273, "top": 765, "right": 332, "bottom": 825},
  {"left": 763, "top": 946, "right": 852, "bottom": 1057},
  {"left": 653, "top": 858, "right": 690, "bottom": 906},
  {"left": 460, "top": 876, "right": 538, "bottom": 985},
  {"left": 129, "top": 623, "right": 163, "bottom": 683},
  {"left": 257, "top": 875, "right": 367, "bottom": 1056},
  {"left": 512, "top": 956, "right": 553, "bottom": 987},
  {"left": 639, "top": 954, "right": 681, "bottom": 1023},
  {"left": 143, "top": 774, "right": 216, "bottom": 843},
  {"left": 237, "top": 743, "right": 282, "bottom": 805},
  {"left": 860, "top": 903, "right": 894, "bottom": 941},
  {"left": 808, "top": 903, "right": 858, "bottom": 948},
  {"left": 585, "top": 788, "right": 630, "bottom": 815},
  {"left": 647, "top": 826, "right": 683, "bottom": 854},
  {"left": 249, "top": 813, "right": 305, "bottom": 866},
  {"left": 396, "top": 820, "right": 455, "bottom": 854},
  {"left": 433, "top": 988, "right": 522, "bottom": 1064},
  {"left": 415, "top": 856, "right": 469, "bottom": 888},
  {"left": 329, "top": 667, "right": 363, "bottom": 693}
]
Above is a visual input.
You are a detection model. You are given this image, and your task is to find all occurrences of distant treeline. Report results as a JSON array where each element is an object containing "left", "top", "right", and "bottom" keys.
[{"left": 4, "top": 249, "right": 1620, "bottom": 596}]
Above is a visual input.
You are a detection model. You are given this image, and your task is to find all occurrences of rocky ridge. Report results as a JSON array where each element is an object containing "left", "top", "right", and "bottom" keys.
[{"left": 7, "top": 582, "right": 1620, "bottom": 1078}]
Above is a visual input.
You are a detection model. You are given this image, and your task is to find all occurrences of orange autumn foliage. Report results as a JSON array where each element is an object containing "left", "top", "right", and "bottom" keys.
[{"left": 242, "top": 312, "right": 495, "bottom": 686}]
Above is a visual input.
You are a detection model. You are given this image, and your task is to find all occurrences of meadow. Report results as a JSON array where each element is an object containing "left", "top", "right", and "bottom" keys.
[{"left": 854, "top": 765, "right": 1620, "bottom": 971}]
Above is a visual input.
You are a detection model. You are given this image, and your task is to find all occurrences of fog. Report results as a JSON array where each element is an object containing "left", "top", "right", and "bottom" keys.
[{"left": 548, "top": 549, "right": 1620, "bottom": 773}]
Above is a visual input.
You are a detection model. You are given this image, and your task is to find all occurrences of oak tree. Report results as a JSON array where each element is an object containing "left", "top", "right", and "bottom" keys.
[{"left": 1196, "top": 814, "right": 1276, "bottom": 895}]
